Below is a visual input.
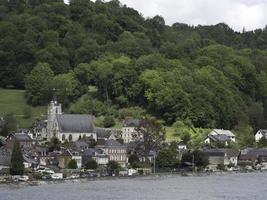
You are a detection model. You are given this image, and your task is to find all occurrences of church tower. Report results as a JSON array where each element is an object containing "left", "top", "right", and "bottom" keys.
[{"left": 46, "top": 100, "right": 62, "bottom": 139}]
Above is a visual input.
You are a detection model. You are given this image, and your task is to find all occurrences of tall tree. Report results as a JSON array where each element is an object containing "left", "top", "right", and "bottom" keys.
[
  {"left": 10, "top": 141, "right": 24, "bottom": 175},
  {"left": 25, "top": 62, "right": 54, "bottom": 105}
]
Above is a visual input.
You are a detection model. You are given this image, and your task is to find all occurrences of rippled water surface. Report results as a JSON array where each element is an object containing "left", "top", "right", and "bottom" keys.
[{"left": 1, "top": 172, "right": 267, "bottom": 200}]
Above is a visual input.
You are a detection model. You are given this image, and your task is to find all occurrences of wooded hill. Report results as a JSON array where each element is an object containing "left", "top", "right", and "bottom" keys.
[{"left": 1, "top": 0, "right": 267, "bottom": 133}]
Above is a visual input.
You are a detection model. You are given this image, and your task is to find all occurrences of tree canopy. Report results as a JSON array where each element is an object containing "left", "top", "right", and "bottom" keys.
[{"left": 1, "top": 0, "right": 267, "bottom": 131}]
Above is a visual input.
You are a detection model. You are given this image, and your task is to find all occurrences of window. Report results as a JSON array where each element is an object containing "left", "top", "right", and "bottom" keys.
[
  {"left": 68, "top": 134, "right": 72, "bottom": 141},
  {"left": 62, "top": 134, "right": 65, "bottom": 141}
]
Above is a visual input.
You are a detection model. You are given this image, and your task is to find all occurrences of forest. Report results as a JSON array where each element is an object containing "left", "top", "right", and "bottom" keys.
[{"left": 1, "top": 0, "right": 267, "bottom": 134}]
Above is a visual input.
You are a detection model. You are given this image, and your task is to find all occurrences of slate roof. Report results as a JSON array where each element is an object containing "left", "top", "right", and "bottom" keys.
[
  {"left": 226, "top": 149, "right": 240, "bottom": 158},
  {"left": 204, "top": 149, "right": 225, "bottom": 157},
  {"left": 56, "top": 114, "right": 95, "bottom": 133},
  {"left": 13, "top": 133, "right": 32, "bottom": 141},
  {"left": 246, "top": 148, "right": 267, "bottom": 156},
  {"left": 72, "top": 140, "right": 90, "bottom": 151},
  {"left": 123, "top": 118, "right": 140, "bottom": 127},
  {"left": 105, "top": 139, "right": 124, "bottom": 147},
  {"left": 95, "top": 128, "right": 121, "bottom": 139},
  {"left": 208, "top": 134, "right": 231, "bottom": 142},
  {"left": 211, "top": 129, "right": 235, "bottom": 137}
]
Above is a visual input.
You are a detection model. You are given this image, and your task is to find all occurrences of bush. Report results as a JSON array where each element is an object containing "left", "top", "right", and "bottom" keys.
[
  {"left": 85, "top": 159, "right": 98, "bottom": 170},
  {"left": 107, "top": 161, "right": 120, "bottom": 175},
  {"left": 103, "top": 115, "right": 115, "bottom": 128},
  {"left": 68, "top": 159, "right": 78, "bottom": 169}
]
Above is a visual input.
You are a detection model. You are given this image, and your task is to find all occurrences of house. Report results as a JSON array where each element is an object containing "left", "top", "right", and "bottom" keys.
[
  {"left": 57, "top": 150, "right": 72, "bottom": 169},
  {"left": 239, "top": 148, "right": 267, "bottom": 167},
  {"left": 204, "top": 149, "right": 225, "bottom": 171},
  {"left": 255, "top": 129, "right": 267, "bottom": 142},
  {"left": 225, "top": 149, "right": 240, "bottom": 166},
  {"left": 204, "top": 148, "right": 239, "bottom": 171},
  {"left": 17, "top": 129, "right": 33, "bottom": 139},
  {"left": 95, "top": 128, "right": 120, "bottom": 141},
  {"left": 177, "top": 142, "right": 187, "bottom": 150},
  {"left": 0, "top": 146, "right": 11, "bottom": 168},
  {"left": 121, "top": 118, "right": 142, "bottom": 144},
  {"left": 100, "top": 140, "right": 127, "bottom": 167},
  {"left": 57, "top": 150, "right": 82, "bottom": 169},
  {"left": 71, "top": 140, "right": 90, "bottom": 152},
  {"left": 45, "top": 100, "right": 97, "bottom": 142},
  {"left": 38, "top": 152, "right": 58, "bottom": 167},
  {"left": 71, "top": 151, "right": 82, "bottom": 169},
  {"left": 81, "top": 148, "right": 108, "bottom": 166},
  {"left": 204, "top": 129, "right": 235, "bottom": 146},
  {"left": 5, "top": 133, "right": 34, "bottom": 150},
  {"left": 32, "top": 119, "right": 47, "bottom": 139}
]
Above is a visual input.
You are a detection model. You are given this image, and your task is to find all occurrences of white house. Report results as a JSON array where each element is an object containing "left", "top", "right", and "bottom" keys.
[
  {"left": 121, "top": 118, "right": 142, "bottom": 144},
  {"left": 45, "top": 100, "right": 97, "bottom": 142},
  {"left": 255, "top": 129, "right": 267, "bottom": 142},
  {"left": 204, "top": 129, "right": 236, "bottom": 145}
]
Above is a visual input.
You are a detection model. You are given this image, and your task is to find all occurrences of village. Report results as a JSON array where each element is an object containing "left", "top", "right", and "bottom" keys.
[{"left": 1, "top": 99, "right": 267, "bottom": 183}]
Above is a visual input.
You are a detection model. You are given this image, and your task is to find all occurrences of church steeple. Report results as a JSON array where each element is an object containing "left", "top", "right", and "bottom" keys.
[{"left": 46, "top": 98, "right": 62, "bottom": 139}]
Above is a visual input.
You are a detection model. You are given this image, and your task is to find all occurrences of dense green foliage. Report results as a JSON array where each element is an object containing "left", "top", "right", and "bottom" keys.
[
  {"left": 156, "top": 142, "right": 180, "bottom": 168},
  {"left": 181, "top": 150, "right": 209, "bottom": 169},
  {"left": 103, "top": 115, "right": 115, "bottom": 128},
  {"left": 85, "top": 159, "right": 98, "bottom": 170},
  {"left": 1, "top": 0, "right": 267, "bottom": 132},
  {"left": 68, "top": 159, "right": 78, "bottom": 169},
  {"left": 107, "top": 160, "right": 120, "bottom": 175},
  {"left": 10, "top": 141, "right": 24, "bottom": 175}
]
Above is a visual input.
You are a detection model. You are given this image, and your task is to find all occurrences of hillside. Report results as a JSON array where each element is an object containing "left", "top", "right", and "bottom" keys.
[
  {"left": 0, "top": 89, "right": 47, "bottom": 128},
  {"left": 0, "top": 0, "right": 267, "bottom": 138}
]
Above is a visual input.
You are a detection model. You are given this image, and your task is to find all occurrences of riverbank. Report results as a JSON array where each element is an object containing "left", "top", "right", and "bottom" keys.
[{"left": 1, "top": 169, "right": 266, "bottom": 187}]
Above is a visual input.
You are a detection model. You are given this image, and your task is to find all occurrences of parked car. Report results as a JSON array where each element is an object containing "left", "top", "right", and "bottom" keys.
[
  {"left": 51, "top": 173, "right": 63, "bottom": 180},
  {"left": 18, "top": 175, "right": 29, "bottom": 181},
  {"left": 67, "top": 174, "right": 80, "bottom": 179},
  {"left": 37, "top": 167, "right": 55, "bottom": 174}
]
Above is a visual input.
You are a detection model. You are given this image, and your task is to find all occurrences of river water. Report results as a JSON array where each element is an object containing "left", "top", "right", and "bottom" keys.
[{"left": 1, "top": 172, "right": 267, "bottom": 200}]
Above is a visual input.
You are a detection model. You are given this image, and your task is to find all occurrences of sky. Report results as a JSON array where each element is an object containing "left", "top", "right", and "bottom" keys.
[{"left": 65, "top": 0, "right": 267, "bottom": 32}]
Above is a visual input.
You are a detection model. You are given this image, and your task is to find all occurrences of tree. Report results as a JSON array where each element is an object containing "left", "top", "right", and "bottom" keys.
[
  {"left": 25, "top": 62, "right": 54, "bottom": 105},
  {"left": 181, "top": 150, "right": 209, "bottom": 169},
  {"left": 134, "top": 118, "right": 165, "bottom": 162},
  {"left": 68, "top": 159, "right": 78, "bottom": 169},
  {"left": 10, "top": 141, "right": 24, "bottom": 175},
  {"left": 156, "top": 146, "right": 179, "bottom": 169},
  {"left": 107, "top": 160, "right": 120, "bottom": 175},
  {"left": 128, "top": 154, "right": 140, "bottom": 168},
  {"left": 85, "top": 159, "right": 98, "bottom": 170},
  {"left": 103, "top": 115, "right": 115, "bottom": 128},
  {"left": 52, "top": 71, "right": 81, "bottom": 107},
  {"left": 48, "top": 137, "right": 61, "bottom": 152},
  {"left": 1, "top": 113, "right": 17, "bottom": 137}
]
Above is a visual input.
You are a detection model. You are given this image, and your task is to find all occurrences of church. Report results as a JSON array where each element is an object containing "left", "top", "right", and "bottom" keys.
[{"left": 45, "top": 100, "right": 97, "bottom": 142}]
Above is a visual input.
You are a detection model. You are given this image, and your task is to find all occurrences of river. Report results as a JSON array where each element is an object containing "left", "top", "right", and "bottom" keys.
[{"left": 1, "top": 172, "right": 267, "bottom": 200}]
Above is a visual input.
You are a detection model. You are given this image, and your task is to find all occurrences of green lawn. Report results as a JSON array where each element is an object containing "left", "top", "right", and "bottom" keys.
[
  {"left": 165, "top": 126, "right": 180, "bottom": 141},
  {"left": 0, "top": 89, "right": 47, "bottom": 128}
]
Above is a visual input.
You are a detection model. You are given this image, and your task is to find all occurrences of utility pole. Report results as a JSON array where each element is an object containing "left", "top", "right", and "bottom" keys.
[
  {"left": 153, "top": 153, "right": 156, "bottom": 174},
  {"left": 192, "top": 153, "right": 195, "bottom": 174}
]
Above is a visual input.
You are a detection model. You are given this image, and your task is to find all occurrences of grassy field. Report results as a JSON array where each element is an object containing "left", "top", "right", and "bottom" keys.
[{"left": 0, "top": 89, "right": 47, "bottom": 128}]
